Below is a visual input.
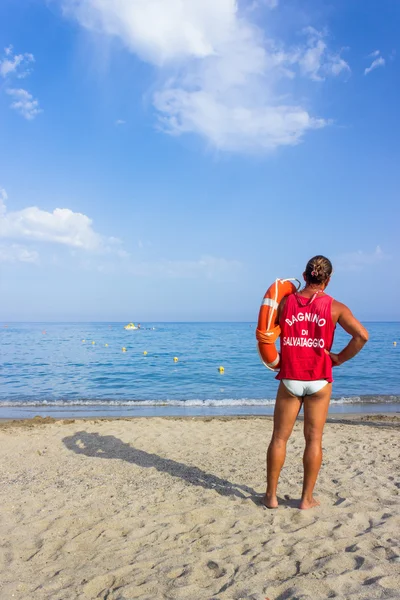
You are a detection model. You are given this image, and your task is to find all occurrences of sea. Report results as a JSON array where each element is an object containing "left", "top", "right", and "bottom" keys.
[{"left": 1, "top": 322, "right": 399, "bottom": 419}]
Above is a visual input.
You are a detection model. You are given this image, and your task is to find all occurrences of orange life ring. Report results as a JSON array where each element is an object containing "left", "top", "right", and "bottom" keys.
[{"left": 256, "top": 278, "right": 300, "bottom": 371}]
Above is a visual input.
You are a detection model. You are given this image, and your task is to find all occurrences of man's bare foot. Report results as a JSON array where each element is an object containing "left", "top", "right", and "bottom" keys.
[
  {"left": 262, "top": 494, "right": 279, "bottom": 509},
  {"left": 299, "top": 496, "right": 320, "bottom": 510}
]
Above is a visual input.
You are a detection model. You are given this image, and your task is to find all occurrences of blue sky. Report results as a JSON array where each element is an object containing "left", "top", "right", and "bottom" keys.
[{"left": 0, "top": 0, "right": 399, "bottom": 321}]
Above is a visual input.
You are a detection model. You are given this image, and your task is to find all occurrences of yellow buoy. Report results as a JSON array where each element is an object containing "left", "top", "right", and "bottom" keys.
[
  {"left": 105, "top": 344, "right": 109, "bottom": 347},
  {"left": 394, "top": 341, "right": 397, "bottom": 347},
  {"left": 173, "top": 357, "right": 179, "bottom": 362},
  {"left": 82, "top": 339, "right": 86, "bottom": 343},
  {"left": 122, "top": 347, "right": 127, "bottom": 352},
  {"left": 218, "top": 366, "right": 225, "bottom": 373},
  {"left": 92, "top": 341, "right": 95, "bottom": 345},
  {"left": 143, "top": 351, "right": 147, "bottom": 355}
]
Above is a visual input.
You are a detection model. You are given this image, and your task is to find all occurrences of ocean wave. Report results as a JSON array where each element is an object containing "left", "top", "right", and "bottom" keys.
[
  {"left": 332, "top": 395, "right": 400, "bottom": 404},
  {"left": 1, "top": 395, "right": 399, "bottom": 408}
]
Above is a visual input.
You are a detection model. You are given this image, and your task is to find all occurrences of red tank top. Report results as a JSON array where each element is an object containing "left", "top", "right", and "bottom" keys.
[{"left": 276, "top": 292, "right": 335, "bottom": 382}]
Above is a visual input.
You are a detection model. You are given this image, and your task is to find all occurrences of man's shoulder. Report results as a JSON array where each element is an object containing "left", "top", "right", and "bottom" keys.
[
  {"left": 331, "top": 298, "right": 350, "bottom": 322},
  {"left": 331, "top": 298, "right": 348, "bottom": 310}
]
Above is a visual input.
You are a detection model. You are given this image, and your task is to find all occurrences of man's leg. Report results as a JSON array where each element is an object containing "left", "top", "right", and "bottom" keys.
[
  {"left": 300, "top": 383, "right": 332, "bottom": 509},
  {"left": 264, "top": 381, "right": 302, "bottom": 508}
]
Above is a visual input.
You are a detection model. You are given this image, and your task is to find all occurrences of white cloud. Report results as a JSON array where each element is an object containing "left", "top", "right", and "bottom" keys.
[
  {"left": 7, "top": 88, "right": 42, "bottom": 120},
  {"left": 297, "top": 27, "right": 350, "bottom": 81},
  {"left": 0, "top": 46, "right": 34, "bottom": 78},
  {"left": 115, "top": 119, "right": 126, "bottom": 125},
  {"left": 105, "top": 236, "right": 130, "bottom": 257},
  {"left": 0, "top": 191, "right": 235, "bottom": 276},
  {"left": 248, "top": 0, "right": 278, "bottom": 9},
  {"left": 335, "top": 246, "right": 390, "bottom": 271},
  {"left": 0, "top": 190, "right": 130, "bottom": 269},
  {"left": 61, "top": 0, "right": 349, "bottom": 153},
  {"left": 369, "top": 50, "right": 380, "bottom": 58},
  {"left": 0, "top": 243, "right": 39, "bottom": 264},
  {"left": 0, "top": 187, "right": 7, "bottom": 206},
  {"left": 0, "top": 191, "right": 103, "bottom": 250},
  {"left": 62, "top": 0, "right": 237, "bottom": 65},
  {"left": 154, "top": 90, "right": 325, "bottom": 151},
  {"left": 364, "top": 56, "right": 385, "bottom": 76},
  {"left": 0, "top": 47, "right": 41, "bottom": 120}
]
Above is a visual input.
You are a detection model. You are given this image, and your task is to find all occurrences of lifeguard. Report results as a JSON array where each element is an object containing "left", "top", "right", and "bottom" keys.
[{"left": 259, "top": 255, "right": 369, "bottom": 511}]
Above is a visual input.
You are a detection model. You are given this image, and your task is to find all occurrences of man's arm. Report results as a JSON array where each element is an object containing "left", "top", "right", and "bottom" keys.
[{"left": 327, "top": 302, "right": 369, "bottom": 366}]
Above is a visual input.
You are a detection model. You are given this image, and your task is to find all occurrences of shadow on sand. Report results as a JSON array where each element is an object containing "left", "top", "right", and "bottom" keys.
[
  {"left": 62, "top": 431, "right": 302, "bottom": 508},
  {"left": 63, "top": 430, "right": 262, "bottom": 501}
]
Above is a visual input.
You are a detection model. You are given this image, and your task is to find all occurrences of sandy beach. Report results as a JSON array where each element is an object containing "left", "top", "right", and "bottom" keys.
[{"left": 0, "top": 415, "right": 399, "bottom": 600}]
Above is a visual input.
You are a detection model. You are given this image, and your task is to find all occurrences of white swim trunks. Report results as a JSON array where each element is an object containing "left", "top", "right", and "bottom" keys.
[{"left": 282, "top": 379, "right": 329, "bottom": 397}]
